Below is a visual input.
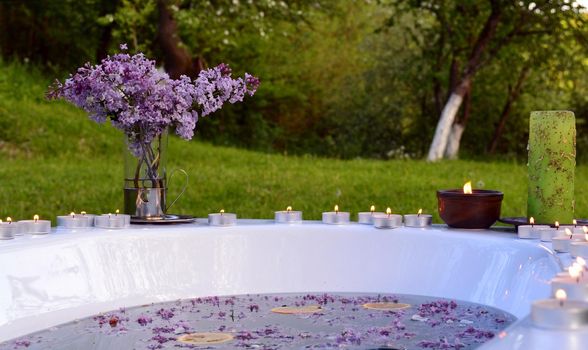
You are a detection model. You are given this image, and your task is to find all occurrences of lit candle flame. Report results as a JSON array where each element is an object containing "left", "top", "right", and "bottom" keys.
[
  {"left": 6, "top": 217, "right": 11, "bottom": 224},
  {"left": 286, "top": 206, "right": 292, "bottom": 212},
  {"left": 555, "top": 289, "right": 567, "bottom": 306},
  {"left": 33, "top": 214, "right": 39, "bottom": 223},
  {"left": 573, "top": 219, "right": 578, "bottom": 227},
  {"left": 569, "top": 265, "right": 581, "bottom": 280},
  {"left": 463, "top": 181, "right": 472, "bottom": 194},
  {"left": 555, "top": 221, "right": 560, "bottom": 230},
  {"left": 417, "top": 208, "right": 422, "bottom": 216},
  {"left": 0, "top": 219, "right": 2, "bottom": 223},
  {"left": 585, "top": 233, "right": 588, "bottom": 242},
  {"left": 529, "top": 217, "right": 535, "bottom": 226},
  {"left": 583, "top": 226, "right": 588, "bottom": 234},
  {"left": 108, "top": 213, "right": 111, "bottom": 219},
  {"left": 70, "top": 212, "right": 75, "bottom": 218},
  {"left": 334, "top": 205, "right": 339, "bottom": 214},
  {"left": 115, "top": 209, "right": 119, "bottom": 216},
  {"left": 577, "top": 257, "right": 587, "bottom": 267},
  {"left": 565, "top": 228, "right": 572, "bottom": 238},
  {"left": 370, "top": 205, "right": 375, "bottom": 214},
  {"left": 81, "top": 211, "right": 87, "bottom": 216},
  {"left": 220, "top": 209, "right": 225, "bottom": 215},
  {"left": 386, "top": 207, "right": 392, "bottom": 217}
]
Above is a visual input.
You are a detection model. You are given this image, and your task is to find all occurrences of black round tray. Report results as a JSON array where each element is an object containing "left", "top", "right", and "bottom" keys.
[
  {"left": 131, "top": 214, "right": 195, "bottom": 225},
  {"left": 499, "top": 217, "right": 588, "bottom": 227}
]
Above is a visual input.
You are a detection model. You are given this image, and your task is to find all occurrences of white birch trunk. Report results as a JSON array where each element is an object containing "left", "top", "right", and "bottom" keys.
[
  {"left": 426, "top": 92, "right": 464, "bottom": 162},
  {"left": 443, "top": 123, "right": 465, "bottom": 159}
]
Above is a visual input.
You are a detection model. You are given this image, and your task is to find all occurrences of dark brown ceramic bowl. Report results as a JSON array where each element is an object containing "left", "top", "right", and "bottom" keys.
[{"left": 437, "top": 189, "right": 504, "bottom": 229}]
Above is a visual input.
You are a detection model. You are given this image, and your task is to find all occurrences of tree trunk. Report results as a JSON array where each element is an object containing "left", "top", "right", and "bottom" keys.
[
  {"left": 426, "top": 2, "right": 502, "bottom": 162},
  {"left": 487, "top": 65, "right": 531, "bottom": 154},
  {"left": 444, "top": 86, "right": 473, "bottom": 159},
  {"left": 426, "top": 80, "right": 469, "bottom": 161},
  {"left": 157, "top": 0, "right": 199, "bottom": 79}
]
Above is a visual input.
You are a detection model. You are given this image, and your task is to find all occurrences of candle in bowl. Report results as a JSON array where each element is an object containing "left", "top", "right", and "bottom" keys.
[
  {"left": 19, "top": 215, "right": 51, "bottom": 235},
  {"left": 551, "top": 266, "right": 588, "bottom": 301},
  {"left": 437, "top": 181, "right": 503, "bottom": 229},
  {"left": 0, "top": 219, "right": 14, "bottom": 240},
  {"left": 322, "top": 205, "right": 350, "bottom": 225},
  {"left": 208, "top": 209, "right": 237, "bottom": 226},
  {"left": 532, "top": 289, "right": 588, "bottom": 329},
  {"left": 357, "top": 205, "right": 384, "bottom": 224},
  {"left": 94, "top": 210, "right": 130, "bottom": 229},
  {"left": 275, "top": 206, "right": 302, "bottom": 224},
  {"left": 373, "top": 208, "right": 403, "bottom": 229},
  {"left": 517, "top": 217, "right": 550, "bottom": 239},
  {"left": 404, "top": 209, "right": 432, "bottom": 228},
  {"left": 57, "top": 212, "right": 95, "bottom": 229},
  {"left": 552, "top": 229, "right": 584, "bottom": 253}
]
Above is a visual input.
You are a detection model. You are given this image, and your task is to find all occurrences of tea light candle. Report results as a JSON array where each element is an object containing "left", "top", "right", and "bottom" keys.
[
  {"left": 322, "top": 205, "right": 350, "bottom": 225},
  {"left": 357, "top": 205, "right": 384, "bottom": 224},
  {"left": 552, "top": 229, "right": 583, "bottom": 253},
  {"left": 532, "top": 289, "right": 588, "bottom": 329},
  {"left": 94, "top": 210, "right": 130, "bottom": 229},
  {"left": 19, "top": 215, "right": 51, "bottom": 235},
  {"left": 275, "top": 206, "right": 302, "bottom": 224},
  {"left": 517, "top": 217, "right": 549, "bottom": 239},
  {"left": 551, "top": 267, "right": 588, "bottom": 301},
  {"left": 404, "top": 209, "right": 432, "bottom": 228},
  {"left": 373, "top": 208, "right": 403, "bottom": 229},
  {"left": 7, "top": 218, "right": 27, "bottom": 236},
  {"left": 539, "top": 222, "right": 562, "bottom": 242},
  {"left": 57, "top": 212, "right": 95, "bottom": 229},
  {"left": 570, "top": 240, "right": 588, "bottom": 258},
  {"left": 208, "top": 209, "right": 237, "bottom": 226},
  {"left": 0, "top": 220, "right": 14, "bottom": 240}
]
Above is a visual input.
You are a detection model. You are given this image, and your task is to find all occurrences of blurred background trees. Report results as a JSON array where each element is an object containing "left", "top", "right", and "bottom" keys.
[{"left": 0, "top": 0, "right": 587, "bottom": 161}]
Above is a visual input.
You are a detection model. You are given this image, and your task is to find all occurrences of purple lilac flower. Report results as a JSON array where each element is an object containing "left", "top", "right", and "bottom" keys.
[{"left": 47, "top": 46, "right": 259, "bottom": 154}]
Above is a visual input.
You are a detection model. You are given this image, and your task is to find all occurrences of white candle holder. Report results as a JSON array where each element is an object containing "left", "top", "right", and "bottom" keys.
[
  {"left": 539, "top": 227, "right": 563, "bottom": 242},
  {"left": 532, "top": 297, "right": 588, "bottom": 329},
  {"left": 373, "top": 214, "right": 403, "bottom": 229},
  {"left": 94, "top": 213, "right": 130, "bottom": 229},
  {"left": 357, "top": 211, "right": 384, "bottom": 224},
  {"left": 403, "top": 214, "right": 432, "bottom": 228},
  {"left": 57, "top": 213, "right": 95, "bottom": 229},
  {"left": 517, "top": 224, "right": 549, "bottom": 239},
  {"left": 322, "top": 208, "right": 350, "bottom": 225},
  {"left": 19, "top": 216, "right": 51, "bottom": 235},
  {"left": 0, "top": 222, "right": 14, "bottom": 240},
  {"left": 551, "top": 277, "right": 588, "bottom": 302},
  {"left": 275, "top": 207, "right": 302, "bottom": 224},
  {"left": 553, "top": 230, "right": 584, "bottom": 253},
  {"left": 208, "top": 211, "right": 237, "bottom": 226},
  {"left": 570, "top": 242, "right": 588, "bottom": 258}
]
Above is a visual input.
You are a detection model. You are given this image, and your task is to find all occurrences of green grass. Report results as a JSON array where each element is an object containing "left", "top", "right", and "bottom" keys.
[{"left": 2, "top": 61, "right": 588, "bottom": 224}]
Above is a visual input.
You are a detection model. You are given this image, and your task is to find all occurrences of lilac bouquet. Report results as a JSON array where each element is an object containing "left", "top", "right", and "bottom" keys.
[{"left": 48, "top": 45, "right": 259, "bottom": 217}]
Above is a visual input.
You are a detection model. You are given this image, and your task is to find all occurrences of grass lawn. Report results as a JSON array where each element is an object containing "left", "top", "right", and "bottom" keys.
[{"left": 2, "top": 61, "right": 587, "bottom": 224}]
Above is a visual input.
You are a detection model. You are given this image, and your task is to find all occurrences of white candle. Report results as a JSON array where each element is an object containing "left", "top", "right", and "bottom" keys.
[
  {"left": 570, "top": 241, "right": 588, "bottom": 259},
  {"left": 373, "top": 208, "right": 403, "bottom": 229},
  {"left": 532, "top": 289, "right": 588, "bottom": 329},
  {"left": 552, "top": 229, "right": 583, "bottom": 253},
  {"left": 517, "top": 217, "right": 549, "bottom": 239},
  {"left": 19, "top": 215, "right": 51, "bottom": 235},
  {"left": 322, "top": 205, "right": 350, "bottom": 225},
  {"left": 94, "top": 210, "right": 130, "bottom": 229},
  {"left": 57, "top": 212, "right": 95, "bottom": 229},
  {"left": 208, "top": 209, "right": 237, "bottom": 226},
  {"left": 404, "top": 209, "right": 432, "bottom": 228},
  {"left": 539, "top": 223, "right": 563, "bottom": 242},
  {"left": 275, "top": 206, "right": 302, "bottom": 224},
  {"left": 551, "top": 269, "right": 588, "bottom": 302},
  {"left": 0, "top": 219, "right": 14, "bottom": 240},
  {"left": 357, "top": 206, "right": 384, "bottom": 224}
]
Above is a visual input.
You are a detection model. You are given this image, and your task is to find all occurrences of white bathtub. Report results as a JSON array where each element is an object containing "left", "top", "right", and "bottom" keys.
[{"left": 0, "top": 221, "right": 581, "bottom": 348}]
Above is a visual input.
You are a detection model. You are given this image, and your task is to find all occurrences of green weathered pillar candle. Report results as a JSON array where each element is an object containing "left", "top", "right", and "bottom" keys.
[{"left": 527, "top": 111, "right": 576, "bottom": 224}]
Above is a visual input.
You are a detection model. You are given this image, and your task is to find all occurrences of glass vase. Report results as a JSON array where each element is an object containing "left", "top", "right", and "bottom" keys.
[{"left": 124, "top": 130, "right": 168, "bottom": 219}]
